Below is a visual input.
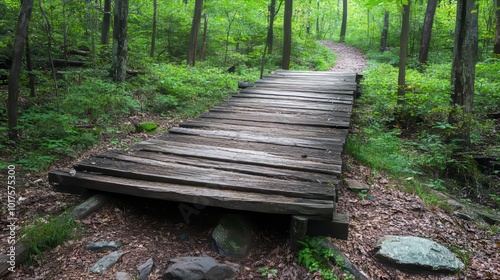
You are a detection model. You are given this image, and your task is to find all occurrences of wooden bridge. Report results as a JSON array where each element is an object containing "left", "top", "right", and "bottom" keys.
[{"left": 48, "top": 70, "right": 359, "bottom": 240}]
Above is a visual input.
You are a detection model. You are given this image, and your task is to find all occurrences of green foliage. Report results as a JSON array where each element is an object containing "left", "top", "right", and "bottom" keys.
[
  {"left": 258, "top": 267, "right": 278, "bottom": 278},
  {"left": 298, "top": 236, "right": 337, "bottom": 280},
  {"left": 22, "top": 212, "right": 81, "bottom": 265},
  {"left": 0, "top": 104, "right": 99, "bottom": 171},
  {"left": 349, "top": 60, "right": 500, "bottom": 206}
]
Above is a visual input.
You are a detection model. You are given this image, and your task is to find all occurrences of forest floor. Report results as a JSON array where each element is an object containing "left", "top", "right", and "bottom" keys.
[{"left": 1, "top": 42, "right": 499, "bottom": 280}]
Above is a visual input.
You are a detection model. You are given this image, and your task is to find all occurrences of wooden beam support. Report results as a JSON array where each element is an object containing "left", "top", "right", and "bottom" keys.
[{"left": 290, "top": 215, "right": 308, "bottom": 251}]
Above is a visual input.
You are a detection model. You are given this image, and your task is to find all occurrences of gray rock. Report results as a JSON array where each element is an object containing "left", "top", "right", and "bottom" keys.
[
  {"left": 211, "top": 214, "right": 255, "bottom": 258},
  {"left": 116, "top": 271, "right": 133, "bottom": 280},
  {"left": 163, "top": 256, "right": 239, "bottom": 280},
  {"left": 138, "top": 258, "right": 154, "bottom": 280},
  {"left": 478, "top": 211, "right": 500, "bottom": 225},
  {"left": 374, "top": 235, "right": 464, "bottom": 273},
  {"left": 345, "top": 179, "right": 370, "bottom": 191},
  {"left": 86, "top": 240, "right": 122, "bottom": 252},
  {"left": 89, "top": 251, "right": 125, "bottom": 275}
]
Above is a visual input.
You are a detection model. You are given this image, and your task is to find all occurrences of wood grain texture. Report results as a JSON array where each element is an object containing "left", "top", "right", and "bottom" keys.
[{"left": 49, "top": 70, "right": 357, "bottom": 223}]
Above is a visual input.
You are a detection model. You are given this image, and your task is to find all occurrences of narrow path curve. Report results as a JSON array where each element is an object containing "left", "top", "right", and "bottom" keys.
[{"left": 319, "top": 41, "right": 368, "bottom": 73}]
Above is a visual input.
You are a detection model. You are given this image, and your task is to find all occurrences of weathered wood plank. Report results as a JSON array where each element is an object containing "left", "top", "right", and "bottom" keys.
[
  {"left": 252, "top": 84, "right": 357, "bottom": 93},
  {"left": 158, "top": 134, "right": 343, "bottom": 164},
  {"left": 232, "top": 93, "right": 353, "bottom": 104},
  {"left": 210, "top": 105, "right": 351, "bottom": 119},
  {"left": 181, "top": 116, "right": 350, "bottom": 136},
  {"left": 74, "top": 158, "right": 335, "bottom": 199},
  {"left": 49, "top": 170, "right": 335, "bottom": 215},
  {"left": 135, "top": 139, "right": 342, "bottom": 175},
  {"left": 97, "top": 151, "right": 338, "bottom": 183},
  {"left": 223, "top": 99, "right": 352, "bottom": 112},
  {"left": 240, "top": 88, "right": 354, "bottom": 99},
  {"left": 168, "top": 127, "right": 345, "bottom": 150},
  {"left": 178, "top": 120, "right": 343, "bottom": 139},
  {"left": 199, "top": 111, "right": 350, "bottom": 128}
]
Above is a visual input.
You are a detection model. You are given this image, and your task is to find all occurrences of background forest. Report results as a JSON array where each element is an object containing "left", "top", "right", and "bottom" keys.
[{"left": 0, "top": 0, "right": 499, "bottom": 207}]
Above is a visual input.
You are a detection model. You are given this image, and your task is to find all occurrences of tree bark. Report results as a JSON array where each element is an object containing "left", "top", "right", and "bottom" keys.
[
  {"left": 397, "top": 0, "right": 411, "bottom": 100},
  {"left": 380, "top": 11, "right": 389, "bottom": 52},
  {"left": 101, "top": 0, "right": 111, "bottom": 45},
  {"left": 111, "top": 0, "right": 129, "bottom": 82},
  {"left": 25, "top": 32, "right": 35, "bottom": 97},
  {"left": 188, "top": 0, "right": 203, "bottom": 66},
  {"left": 340, "top": 0, "right": 347, "bottom": 42},
  {"left": 8, "top": 0, "right": 34, "bottom": 140},
  {"left": 150, "top": 0, "right": 157, "bottom": 58},
  {"left": 495, "top": 0, "right": 500, "bottom": 55},
  {"left": 450, "top": 0, "right": 478, "bottom": 145},
  {"left": 201, "top": 12, "right": 208, "bottom": 60},
  {"left": 282, "top": 0, "right": 292, "bottom": 70},
  {"left": 419, "top": 0, "right": 438, "bottom": 64},
  {"left": 38, "top": 0, "right": 58, "bottom": 95},
  {"left": 267, "top": 0, "right": 276, "bottom": 54}
]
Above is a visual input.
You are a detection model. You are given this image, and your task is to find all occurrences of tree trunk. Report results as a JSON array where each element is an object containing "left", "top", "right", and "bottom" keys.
[
  {"left": 340, "top": 0, "right": 347, "bottom": 42},
  {"left": 450, "top": 0, "right": 478, "bottom": 145},
  {"left": 8, "top": 0, "right": 34, "bottom": 140},
  {"left": 419, "top": 0, "right": 437, "bottom": 64},
  {"left": 101, "top": 0, "right": 111, "bottom": 44},
  {"left": 380, "top": 11, "right": 389, "bottom": 52},
  {"left": 201, "top": 12, "right": 208, "bottom": 60},
  {"left": 38, "top": 0, "right": 58, "bottom": 96},
  {"left": 316, "top": 0, "right": 321, "bottom": 39},
  {"left": 111, "top": 0, "right": 129, "bottom": 82},
  {"left": 397, "top": 0, "right": 411, "bottom": 100},
  {"left": 150, "top": 0, "right": 157, "bottom": 58},
  {"left": 282, "top": 0, "right": 293, "bottom": 70},
  {"left": 495, "top": 0, "right": 500, "bottom": 55},
  {"left": 188, "top": 0, "right": 203, "bottom": 66},
  {"left": 25, "top": 32, "right": 35, "bottom": 97},
  {"left": 223, "top": 11, "right": 237, "bottom": 65},
  {"left": 267, "top": 0, "right": 276, "bottom": 54}
]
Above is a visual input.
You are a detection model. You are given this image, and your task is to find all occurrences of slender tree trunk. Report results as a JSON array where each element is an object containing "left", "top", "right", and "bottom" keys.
[
  {"left": 495, "top": 0, "right": 500, "bottom": 55},
  {"left": 223, "top": 12, "right": 236, "bottom": 65},
  {"left": 450, "top": 0, "right": 478, "bottom": 145},
  {"left": 419, "top": 0, "right": 438, "bottom": 64},
  {"left": 187, "top": 0, "right": 203, "bottom": 66},
  {"left": 39, "top": 0, "right": 58, "bottom": 96},
  {"left": 25, "top": 32, "right": 35, "bottom": 97},
  {"left": 397, "top": 0, "right": 411, "bottom": 100},
  {"left": 150, "top": 0, "right": 157, "bottom": 57},
  {"left": 282, "top": 0, "right": 292, "bottom": 69},
  {"left": 380, "top": 11, "right": 389, "bottom": 52},
  {"left": 316, "top": 0, "right": 321, "bottom": 39},
  {"left": 101, "top": 0, "right": 111, "bottom": 44},
  {"left": 8, "top": 0, "right": 34, "bottom": 140},
  {"left": 340, "top": 0, "right": 347, "bottom": 42},
  {"left": 201, "top": 12, "right": 208, "bottom": 60},
  {"left": 111, "top": 0, "right": 129, "bottom": 82},
  {"left": 267, "top": 0, "right": 276, "bottom": 54}
]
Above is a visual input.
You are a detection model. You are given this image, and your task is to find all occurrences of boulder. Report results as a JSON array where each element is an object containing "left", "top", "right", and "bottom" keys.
[
  {"left": 163, "top": 256, "right": 239, "bottom": 280},
  {"left": 116, "top": 271, "right": 133, "bottom": 280},
  {"left": 89, "top": 251, "right": 126, "bottom": 275},
  {"left": 138, "top": 258, "right": 154, "bottom": 280},
  {"left": 374, "top": 235, "right": 464, "bottom": 273},
  {"left": 344, "top": 179, "right": 370, "bottom": 191},
  {"left": 86, "top": 241, "right": 122, "bottom": 252},
  {"left": 211, "top": 214, "right": 255, "bottom": 258}
]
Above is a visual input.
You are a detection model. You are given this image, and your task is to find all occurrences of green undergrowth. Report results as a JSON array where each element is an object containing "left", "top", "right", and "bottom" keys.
[
  {"left": 21, "top": 212, "right": 81, "bottom": 265},
  {"left": 298, "top": 236, "right": 352, "bottom": 280},
  {"left": 347, "top": 60, "right": 500, "bottom": 208}
]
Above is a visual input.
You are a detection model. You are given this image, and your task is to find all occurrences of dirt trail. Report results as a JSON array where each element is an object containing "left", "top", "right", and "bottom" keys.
[{"left": 319, "top": 41, "right": 368, "bottom": 73}]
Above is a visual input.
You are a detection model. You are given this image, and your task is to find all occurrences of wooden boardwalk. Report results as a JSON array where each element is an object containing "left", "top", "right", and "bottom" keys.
[{"left": 49, "top": 70, "right": 358, "bottom": 239}]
